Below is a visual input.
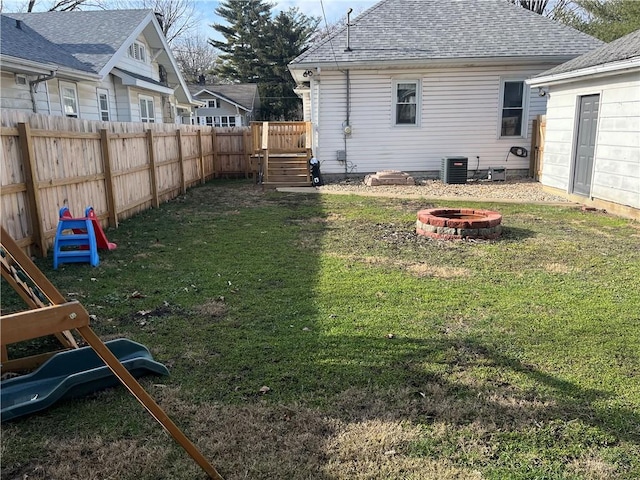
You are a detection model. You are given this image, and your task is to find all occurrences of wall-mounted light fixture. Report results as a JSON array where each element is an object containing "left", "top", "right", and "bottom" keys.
[{"left": 538, "top": 87, "right": 549, "bottom": 97}]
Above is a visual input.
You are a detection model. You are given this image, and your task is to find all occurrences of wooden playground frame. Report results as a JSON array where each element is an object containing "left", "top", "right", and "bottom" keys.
[{"left": 0, "top": 227, "right": 223, "bottom": 479}]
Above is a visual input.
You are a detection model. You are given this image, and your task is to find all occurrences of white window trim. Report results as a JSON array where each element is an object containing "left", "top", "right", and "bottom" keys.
[
  {"left": 128, "top": 41, "right": 147, "bottom": 63},
  {"left": 392, "top": 79, "right": 421, "bottom": 127},
  {"left": 59, "top": 81, "right": 79, "bottom": 118},
  {"left": 498, "top": 77, "right": 529, "bottom": 139},
  {"left": 207, "top": 99, "right": 219, "bottom": 108},
  {"left": 139, "top": 95, "right": 155, "bottom": 123},
  {"left": 97, "top": 88, "right": 110, "bottom": 121}
]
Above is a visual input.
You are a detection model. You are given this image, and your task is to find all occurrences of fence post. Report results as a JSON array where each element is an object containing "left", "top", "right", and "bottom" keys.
[
  {"left": 197, "top": 130, "right": 205, "bottom": 185},
  {"left": 176, "top": 128, "right": 186, "bottom": 195},
  {"left": 146, "top": 129, "right": 160, "bottom": 208},
  {"left": 17, "top": 122, "right": 46, "bottom": 257},
  {"left": 243, "top": 129, "right": 250, "bottom": 179},
  {"left": 100, "top": 129, "right": 118, "bottom": 228},
  {"left": 211, "top": 129, "right": 217, "bottom": 179},
  {"left": 262, "top": 122, "right": 269, "bottom": 184}
]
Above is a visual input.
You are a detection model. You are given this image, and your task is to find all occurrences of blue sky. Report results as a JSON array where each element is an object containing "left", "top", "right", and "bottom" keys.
[
  {"left": 2, "top": 0, "right": 379, "bottom": 39},
  {"left": 195, "top": 0, "right": 378, "bottom": 37}
]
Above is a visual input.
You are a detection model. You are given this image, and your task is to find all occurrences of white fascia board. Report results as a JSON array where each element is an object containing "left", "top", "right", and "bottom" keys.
[
  {"left": 527, "top": 58, "right": 640, "bottom": 87},
  {"left": 1, "top": 55, "right": 100, "bottom": 81},
  {"left": 290, "top": 55, "right": 572, "bottom": 74},
  {"left": 112, "top": 69, "right": 175, "bottom": 95}
]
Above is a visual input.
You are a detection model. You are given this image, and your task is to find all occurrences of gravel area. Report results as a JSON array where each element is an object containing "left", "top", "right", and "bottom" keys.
[{"left": 316, "top": 176, "right": 573, "bottom": 203}]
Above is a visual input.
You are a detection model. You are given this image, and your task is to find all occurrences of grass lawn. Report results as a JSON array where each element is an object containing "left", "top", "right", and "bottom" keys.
[{"left": 2, "top": 180, "right": 639, "bottom": 480}]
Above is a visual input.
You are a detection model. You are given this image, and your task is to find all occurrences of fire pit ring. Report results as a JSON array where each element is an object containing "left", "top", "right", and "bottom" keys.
[{"left": 416, "top": 208, "right": 502, "bottom": 240}]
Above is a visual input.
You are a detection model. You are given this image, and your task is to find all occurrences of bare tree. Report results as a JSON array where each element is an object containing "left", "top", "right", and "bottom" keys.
[
  {"left": 172, "top": 34, "right": 220, "bottom": 84},
  {"left": 508, "top": 0, "right": 576, "bottom": 18},
  {"left": 108, "top": 0, "right": 198, "bottom": 44}
]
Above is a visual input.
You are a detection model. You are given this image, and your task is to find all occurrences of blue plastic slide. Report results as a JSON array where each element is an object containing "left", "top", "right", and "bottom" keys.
[{"left": 1, "top": 339, "right": 169, "bottom": 422}]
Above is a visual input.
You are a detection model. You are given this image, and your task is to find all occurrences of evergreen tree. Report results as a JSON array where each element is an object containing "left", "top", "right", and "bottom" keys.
[
  {"left": 210, "top": 0, "right": 273, "bottom": 83},
  {"left": 258, "top": 8, "right": 319, "bottom": 120},
  {"left": 210, "top": 1, "right": 319, "bottom": 120},
  {"left": 554, "top": 0, "right": 640, "bottom": 41}
]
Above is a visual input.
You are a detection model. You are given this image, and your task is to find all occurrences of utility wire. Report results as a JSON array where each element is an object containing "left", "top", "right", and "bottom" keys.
[{"left": 319, "top": 0, "right": 342, "bottom": 71}]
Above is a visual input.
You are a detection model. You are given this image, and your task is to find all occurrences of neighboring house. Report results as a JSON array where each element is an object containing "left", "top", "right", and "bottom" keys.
[
  {"left": 0, "top": 10, "right": 198, "bottom": 123},
  {"left": 188, "top": 84, "right": 260, "bottom": 127},
  {"left": 528, "top": 29, "right": 640, "bottom": 220},
  {"left": 288, "top": 0, "right": 602, "bottom": 178}
]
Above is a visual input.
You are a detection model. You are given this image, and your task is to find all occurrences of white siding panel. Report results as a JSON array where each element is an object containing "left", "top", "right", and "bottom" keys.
[
  {"left": 541, "top": 71, "right": 640, "bottom": 209},
  {"left": 314, "top": 65, "right": 553, "bottom": 175}
]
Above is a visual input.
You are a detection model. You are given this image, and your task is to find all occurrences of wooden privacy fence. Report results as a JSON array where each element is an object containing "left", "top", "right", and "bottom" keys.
[
  {"left": 1, "top": 112, "right": 252, "bottom": 257},
  {"left": 530, "top": 114, "right": 546, "bottom": 181}
]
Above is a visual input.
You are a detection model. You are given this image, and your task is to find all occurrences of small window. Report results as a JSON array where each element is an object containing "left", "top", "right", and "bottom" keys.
[
  {"left": 500, "top": 80, "right": 526, "bottom": 137},
  {"left": 60, "top": 82, "right": 79, "bottom": 118},
  {"left": 139, "top": 96, "right": 155, "bottom": 123},
  {"left": 97, "top": 89, "right": 110, "bottom": 121},
  {"left": 394, "top": 80, "right": 419, "bottom": 126},
  {"left": 207, "top": 99, "right": 219, "bottom": 108},
  {"left": 128, "top": 42, "right": 147, "bottom": 63}
]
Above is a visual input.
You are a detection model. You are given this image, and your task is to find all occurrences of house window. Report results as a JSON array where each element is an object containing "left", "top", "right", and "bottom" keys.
[
  {"left": 394, "top": 80, "right": 419, "bottom": 125},
  {"left": 60, "top": 82, "right": 79, "bottom": 118},
  {"left": 214, "top": 116, "right": 236, "bottom": 127},
  {"left": 97, "top": 89, "right": 110, "bottom": 121},
  {"left": 128, "top": 42, "right": 147, "bottom": 63},
  {"left": 139, "top": 96, "right": 155, "bottom": 123},
  {"left": 207, "top": 99, "right": 219, "bottom": 108},
  {"left": 500, "top": 80, "right": 526, "bottom": 137}
]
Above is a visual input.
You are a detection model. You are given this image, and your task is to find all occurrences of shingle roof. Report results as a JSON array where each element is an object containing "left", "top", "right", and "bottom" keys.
[
  {"left": 291, "top": 0, "right": 602, "bottom": 66},
  {"left": 189, "top": 84, "right": 259, "bottom": 110},
  {"left": 537, "top": 28, "right": 640, "bottom": 76},
  {"left": 1, "top": 10, "right": 152, "bottom": 74},
  {"left": 1, "top": 14, "right": 91, "bottom": 72}
]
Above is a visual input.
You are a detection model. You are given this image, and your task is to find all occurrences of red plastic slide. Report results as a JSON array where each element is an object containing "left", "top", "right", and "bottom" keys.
[{"left": 59, "top": 207, "right": 117, "bottom": 251}]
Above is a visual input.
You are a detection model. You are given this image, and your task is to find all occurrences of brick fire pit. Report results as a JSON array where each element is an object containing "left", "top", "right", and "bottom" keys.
[{"left": 416, "top": 208, "right": 502, "bottom": 240}]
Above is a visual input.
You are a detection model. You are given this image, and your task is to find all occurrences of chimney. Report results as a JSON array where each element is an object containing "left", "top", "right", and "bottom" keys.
[
  {"left": 154, "top": 12, "right": 164, "bottom": 30},
  {"left": 15, "top": 19, "right": 23, "bottom": 30}
]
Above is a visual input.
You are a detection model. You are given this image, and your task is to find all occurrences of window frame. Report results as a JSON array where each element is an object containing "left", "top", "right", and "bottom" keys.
[
  {"left": 128, "top": 41, "right": 147, "bottom": 63},
  {"left": 60, "top": 81, "right": 79, "bottom": 118},
  {"left": 214, "top": 116, "right": 237, "bottom": 127},
  {"left": 207, "top": 99, "right": 219, "bottom": 108},
  {"left": 97, "top": 88, "right": 110, "bottom": 121},
  {"left": 139, "top": 95, "right": 155, "bottom": 123},
  {"left": 392, "top": 79, "right": 421, "bottom": 127},
  {"left": 498, "top": 78, "right": 529, "bottom": 138}
]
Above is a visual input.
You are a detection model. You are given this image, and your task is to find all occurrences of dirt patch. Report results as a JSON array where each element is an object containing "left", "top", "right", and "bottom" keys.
[
  {"left": 407, "top": 263, "right": 471, "bottom": 278},
  {"left": 194, "top": 298, "right": 228, "bottom": 320}
]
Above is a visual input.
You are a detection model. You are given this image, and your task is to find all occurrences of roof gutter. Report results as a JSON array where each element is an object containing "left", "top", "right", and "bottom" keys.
[
  {"left": 1, "top": 55, "right": 100, "bottom": 81},
  {"left": 527, "top": 58, "right": 640, "bottom": 87},
  {"left": 290, "top": 55, "right": 575, "bottom": 73}
]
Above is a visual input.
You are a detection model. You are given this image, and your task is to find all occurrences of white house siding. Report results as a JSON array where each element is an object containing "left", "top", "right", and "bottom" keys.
[
  {"left": 542, "top": 72, "right": 640, "bottom": 209},
  {"left": 128, "top": 88, "right": 161, "bottom": 123},
  {"left": 115, "top": 35, "right": 157, "bottom": 81},
  {"left": 1, "top": 72, "right": 33, "bottom": 112},
  {"left": 312, "top": 64, "right": 553, "bottom": 175}
]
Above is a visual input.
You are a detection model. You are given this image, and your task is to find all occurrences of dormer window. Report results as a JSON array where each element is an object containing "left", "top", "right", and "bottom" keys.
[{"left": 128, "top": 41, "right": 147, "bottom": 63}]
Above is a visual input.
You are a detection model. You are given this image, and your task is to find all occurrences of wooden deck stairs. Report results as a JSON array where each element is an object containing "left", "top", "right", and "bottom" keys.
[{"left": 251, "top": 121, "right": 313, "bottom": 188}]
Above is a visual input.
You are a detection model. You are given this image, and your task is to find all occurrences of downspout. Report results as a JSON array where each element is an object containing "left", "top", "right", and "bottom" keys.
[
  {"left": 29, "top": 70, "right": 57, "bottom": 113},
  {"left": 342, "top": 8, "right": 354, "bottom": 177},
  {"left": 343, "top": 69, "right": 350, "bottom": 176}
]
